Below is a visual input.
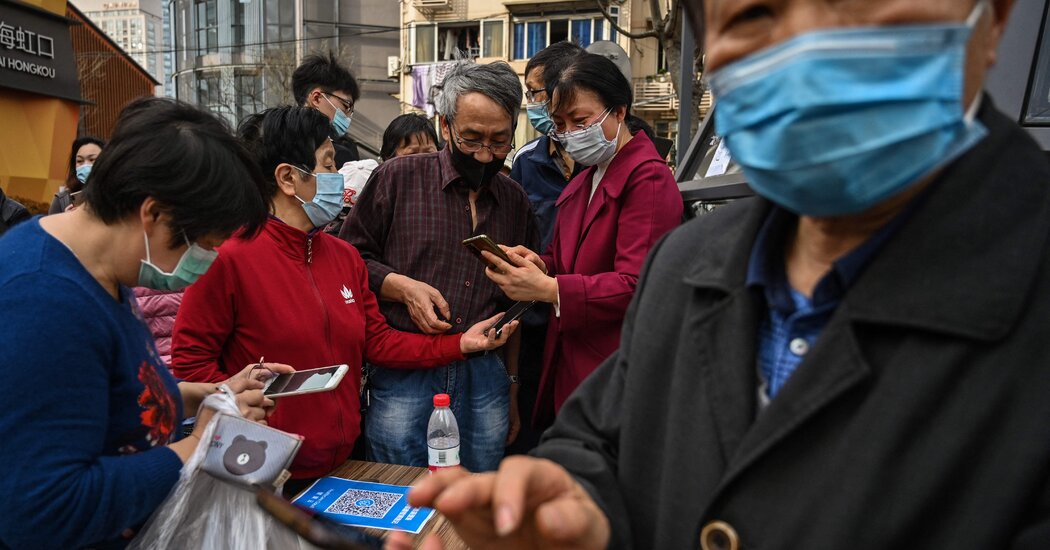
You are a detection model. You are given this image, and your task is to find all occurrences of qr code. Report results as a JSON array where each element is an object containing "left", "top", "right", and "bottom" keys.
[{"left": 325, "top": 489, "right": 402, "bottom": 519}]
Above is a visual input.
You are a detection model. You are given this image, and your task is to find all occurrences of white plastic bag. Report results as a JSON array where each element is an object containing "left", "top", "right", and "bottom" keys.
[{"left": 130, "top": 387, "right": 315, "bottom": 550}]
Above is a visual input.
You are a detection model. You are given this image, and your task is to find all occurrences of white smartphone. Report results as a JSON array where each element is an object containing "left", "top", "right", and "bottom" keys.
[{"left": 263, "top": 365, "right": 350, "bottom": 398}]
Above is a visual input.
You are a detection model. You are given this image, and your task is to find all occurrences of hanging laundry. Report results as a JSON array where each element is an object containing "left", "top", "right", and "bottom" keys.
[{"left": 412, "top": 64, "right": 431, "bottom": 111}]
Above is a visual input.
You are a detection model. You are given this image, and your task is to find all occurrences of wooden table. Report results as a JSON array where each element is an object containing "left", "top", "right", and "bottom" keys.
[{"left": 328, "top": 460, "right": 468, "bottom": 550}]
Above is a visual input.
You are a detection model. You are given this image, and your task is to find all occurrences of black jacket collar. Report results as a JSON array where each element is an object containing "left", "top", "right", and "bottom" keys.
[{"left": 684, "top": 96, "right": 1050, "bottom": 342}]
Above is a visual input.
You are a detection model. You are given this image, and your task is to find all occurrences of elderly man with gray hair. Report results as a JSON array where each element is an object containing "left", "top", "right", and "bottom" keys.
[{"left": 340, "top": 61, "right": 538, "bottom": 472}]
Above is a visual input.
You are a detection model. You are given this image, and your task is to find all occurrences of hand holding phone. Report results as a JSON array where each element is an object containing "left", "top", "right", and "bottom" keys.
[
  {"left": 263, "top": 365, "right": 349, "bottom": 398},
  {"left": 488, "top": 301, "right": 536, "bottom": 338}
]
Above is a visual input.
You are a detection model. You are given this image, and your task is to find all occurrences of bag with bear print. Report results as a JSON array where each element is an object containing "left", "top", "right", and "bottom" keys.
[{"left": 130, "top": 385, "right": 310, "bottom": 550}]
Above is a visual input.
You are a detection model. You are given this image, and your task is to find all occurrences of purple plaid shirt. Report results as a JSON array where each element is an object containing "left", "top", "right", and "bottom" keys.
[{"left": 340, "top": 147, "right": 539, "bottom": 334}]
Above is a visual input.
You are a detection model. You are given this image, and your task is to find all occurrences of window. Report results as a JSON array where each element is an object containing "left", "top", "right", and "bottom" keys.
[
  {"left": 236, "top": 73, "right": 263, "bottom": 121},
  {"left": 414, "top": 24, "right": 437, "bottom": 64},
  {"left": 513, "top": 21, "right": 548, "bottom": 60},
  {"left": 513, "top": 11, "right": 617, "bottom": 60},
  {"left": 265, "top": 0, "right": 295, "bottom": 47},
  {"left": 481, "top": 20, "right": 504, "bottom": 58},
  {"left": 195, "top": 0, "right": 218, "bottom": 54},
  {"left": 196, "top": 73, "right": 221, "bottom": 109},
  {"left": 415, "top": 23, "right": 485, "bottom": 63},
  {"left": 231, "top": 0, "right": 246, "bottom": 52}
]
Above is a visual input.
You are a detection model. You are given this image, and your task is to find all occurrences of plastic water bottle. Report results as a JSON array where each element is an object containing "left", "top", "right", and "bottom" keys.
[{"left": 427, "top": 393, "right": 460, "bottom": 472}]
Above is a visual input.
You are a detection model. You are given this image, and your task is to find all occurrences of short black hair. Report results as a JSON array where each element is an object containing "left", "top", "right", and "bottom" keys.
[
  {"left": 82, "top": 97, "right": 269, "bottom": 247},
  {"left": 292, "top": 51, "right": 360, "bottom": 106},
  {"left": 525, "top": 41, "right": 584, "bottom": 87},
  {"left": 66, "top": 135, "right": 106, "bottom": 192},
  {"left": 379, "top": 114, "right": 439, "bottom": 161},
  {"left": 548, "top": 52, "right": 633, "bottom": 118},
  {"left": 238, "top": 106, "right": 332, "bottom": 200}
]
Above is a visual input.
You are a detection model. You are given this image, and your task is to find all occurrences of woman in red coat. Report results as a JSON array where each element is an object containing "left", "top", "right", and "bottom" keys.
[
  {"left": 172, "top": 107, "right": 514, "bottom": 494},
  {"left": 485, "top": 53, "right": 683, "bottom": 426}
]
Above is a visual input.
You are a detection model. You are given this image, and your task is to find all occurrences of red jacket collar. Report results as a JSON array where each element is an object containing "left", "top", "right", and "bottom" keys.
[{"left": 263, "top": 216, "right": 324, "bottom": 264}]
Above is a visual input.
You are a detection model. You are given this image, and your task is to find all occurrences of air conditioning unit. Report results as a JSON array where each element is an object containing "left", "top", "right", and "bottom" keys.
[
  {"left": 387, "top": 56, "right": 401, "bottom": 79},
  {"left": 413, "top": 0, "right": 449, "bottom": 8}
]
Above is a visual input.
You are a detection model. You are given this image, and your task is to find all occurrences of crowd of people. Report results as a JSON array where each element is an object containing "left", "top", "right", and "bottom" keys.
[{"left": 3, "top": 0, "right": 1050, "bottom": 548}]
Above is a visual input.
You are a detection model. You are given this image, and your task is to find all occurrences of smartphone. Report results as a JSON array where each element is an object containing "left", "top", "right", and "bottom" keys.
[
  {"left": 462, "top": 234, "right": 512, "bottom": 269},
  {"left": 488, "top": 301, "right": 536, "bottom": 338},
  {"left": 263, "top": 365, "right": 349, "bottom": 398},
  {"left": 256, "top": 489, "right": 382, "bottom": 550}
]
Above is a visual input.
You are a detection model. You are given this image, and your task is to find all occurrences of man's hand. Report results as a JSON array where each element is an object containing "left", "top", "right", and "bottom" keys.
[
  {"left": 385, "top": 457, "right": 610, "bottom": 550},
  {"left": 386, "top": 273, "right": 454, "bottom": 334}
]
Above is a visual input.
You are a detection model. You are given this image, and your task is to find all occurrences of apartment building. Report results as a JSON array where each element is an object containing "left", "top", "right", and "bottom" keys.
[
  {"left": 398, "top": 0, "right": 680, "bottom": 151},
  {"left": 166, "top": 0, "right": 400, "bottom": 154},
  {"left": 75, "top": 0, "right": 167, "bottom": 95}
]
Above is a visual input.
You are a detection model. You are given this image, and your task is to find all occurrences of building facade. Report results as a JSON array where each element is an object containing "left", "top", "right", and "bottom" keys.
[
  {"left": 74, "top": 0, "right": 167, "bottom": 95},
  {"left": 399, "top": 0, "right": 683, "bottom": 152},
  {"left": 168, "top": 0, "right": 401, "bottom": 155},
  {"left": 69, "top": 1, "right": 159, "bottom": 137}
]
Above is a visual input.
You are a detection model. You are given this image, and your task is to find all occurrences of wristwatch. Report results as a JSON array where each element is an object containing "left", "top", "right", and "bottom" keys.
[{"left": 508, "top": 374, "right": 520, "bottom": 385}]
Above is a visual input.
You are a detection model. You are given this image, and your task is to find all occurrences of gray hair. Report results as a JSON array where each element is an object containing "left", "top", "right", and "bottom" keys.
[{"left": 434, "top": 61, "right": 522, "bottom": 126}]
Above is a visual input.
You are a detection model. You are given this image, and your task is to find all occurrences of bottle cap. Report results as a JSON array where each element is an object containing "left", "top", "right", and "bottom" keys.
[{"left": 433, "top": 393, "right": 450, "bottom": 407}]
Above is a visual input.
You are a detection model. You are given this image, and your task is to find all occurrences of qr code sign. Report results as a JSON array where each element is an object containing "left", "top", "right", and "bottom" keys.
[{"left": 325, "top": 489, "right": 402, "bottom": 519}]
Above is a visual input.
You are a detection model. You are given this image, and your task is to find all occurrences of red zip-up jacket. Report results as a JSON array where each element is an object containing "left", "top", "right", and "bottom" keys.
[{"left": 171, "top": 218, "right": 463, "bottom": 478}]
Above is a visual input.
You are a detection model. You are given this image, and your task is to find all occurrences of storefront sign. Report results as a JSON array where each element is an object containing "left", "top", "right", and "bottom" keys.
[{"left": 0, "top": 0, "right": 81, "bottom": 102}]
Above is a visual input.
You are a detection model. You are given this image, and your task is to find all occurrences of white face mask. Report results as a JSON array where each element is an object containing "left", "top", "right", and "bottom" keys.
[{"left": 554, "top": 108, "right": 620, "bottom": 166}]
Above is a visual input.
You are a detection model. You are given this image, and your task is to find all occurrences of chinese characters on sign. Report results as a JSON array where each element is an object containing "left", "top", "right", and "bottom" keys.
[{"left": 0, "top": 20, "right": 57, "bottom": 79}]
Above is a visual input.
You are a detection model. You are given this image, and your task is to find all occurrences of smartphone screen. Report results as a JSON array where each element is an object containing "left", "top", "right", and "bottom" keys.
[{"left": 264, "top": 366, "right": 344, "bottom": 397}]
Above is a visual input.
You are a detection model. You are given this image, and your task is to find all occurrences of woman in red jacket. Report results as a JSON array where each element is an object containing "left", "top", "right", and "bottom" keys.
[
  {"left": 483, "top": 53, "right": 683, "bottom": 428},
  {"left": 171, "top": 106, "right": 514, "bottom": 494}
]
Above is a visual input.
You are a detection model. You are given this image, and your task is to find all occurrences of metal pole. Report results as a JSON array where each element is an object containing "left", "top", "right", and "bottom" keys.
[
  {"left": 675, "top": 8, "right": 696, "bottom": 168},
  {"left": 295, "top": 0, "right": 303, "bottom": 65}
]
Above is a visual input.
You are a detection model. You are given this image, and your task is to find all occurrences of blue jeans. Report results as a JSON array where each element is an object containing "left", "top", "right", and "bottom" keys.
[{"left": 364, "top": 353, "right": 510, "bottom": 472}]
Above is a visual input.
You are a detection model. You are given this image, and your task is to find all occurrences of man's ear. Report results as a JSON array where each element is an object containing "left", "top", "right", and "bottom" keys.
[
  {"left": 274, "top": 164, "right": 299, "bottom": 197},
  {"left": 439, "top": 115, "right": 452, "bottom": 143},
  {"left": 305, "top": 87, "right": 324, "bottom": 109}
]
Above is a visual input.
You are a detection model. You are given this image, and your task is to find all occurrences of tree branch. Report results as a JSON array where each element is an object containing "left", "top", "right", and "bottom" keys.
[{"left": 594, "top": 0, "right": 660, "bottom": 40}]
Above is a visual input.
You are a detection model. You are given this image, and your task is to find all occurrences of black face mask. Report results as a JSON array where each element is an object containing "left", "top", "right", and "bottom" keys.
[{"left": 449, "top": 143, "right": 503, "bottom": 192}]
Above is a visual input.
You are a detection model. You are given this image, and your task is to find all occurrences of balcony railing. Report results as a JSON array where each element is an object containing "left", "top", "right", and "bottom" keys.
[{"left": 633, "top": 77, "right": 678, "bottom": 112}]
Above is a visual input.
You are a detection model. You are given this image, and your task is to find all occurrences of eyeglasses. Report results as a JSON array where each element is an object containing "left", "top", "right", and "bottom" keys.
[
  {"left": 323, "top": 92, "right": 355, "bottom": 115},
  {"left": 449, "top": 125, "right": 514, "bottom": 156},
  {"left": 525, "top": 87, "right": 547, "bottom": 103},
  {"left": 553, "top": 107, "right": 612, "bottom": 137}
]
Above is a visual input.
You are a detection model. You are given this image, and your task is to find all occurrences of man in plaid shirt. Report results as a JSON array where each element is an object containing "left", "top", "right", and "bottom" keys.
[{"left": 340, "top": 61, "right": 538, "bottom": 472}]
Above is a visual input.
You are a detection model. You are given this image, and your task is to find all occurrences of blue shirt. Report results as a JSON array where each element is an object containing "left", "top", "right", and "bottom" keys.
[
  {"left": 510, "top": 135, "right": 581, "bottom": 252},
  {"left": 746, "top": 207, "right": 911, "bottom": 400},
  {"left": 0, "top": 219, "right": 184, "bottom": 548}
]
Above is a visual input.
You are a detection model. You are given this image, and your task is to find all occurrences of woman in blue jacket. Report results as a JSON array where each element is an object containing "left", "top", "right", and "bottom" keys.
[{"left": 0, "top": 98, "right": 290, "bottom": 548}]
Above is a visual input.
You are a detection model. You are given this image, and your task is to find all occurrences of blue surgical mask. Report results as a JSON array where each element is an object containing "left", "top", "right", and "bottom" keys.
[
  {"left": 293, "top": 167, "right": 344, "bottom": 227},
  {"left": 555, "top": 108, "right": 620, "bottom": 167},
  {"left": 707, "top": 1, "right": 990, "bottom": 217},
  {"left": 527, "top": 102, "right": 554, "bottom": 136},
  {"left": 324, "top": 95, "right": 352, "bottom": 135},
  {"left": 138, "top": 232, "right": 218, "bottom": 291},
  {"left": 75, "top": 164, "right": 92, "bottom": 184}
]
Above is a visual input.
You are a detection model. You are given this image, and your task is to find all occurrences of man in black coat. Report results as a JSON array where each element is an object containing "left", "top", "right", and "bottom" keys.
[{"left": 388, "top": 1, "right": 1050, "bottom": 549}]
